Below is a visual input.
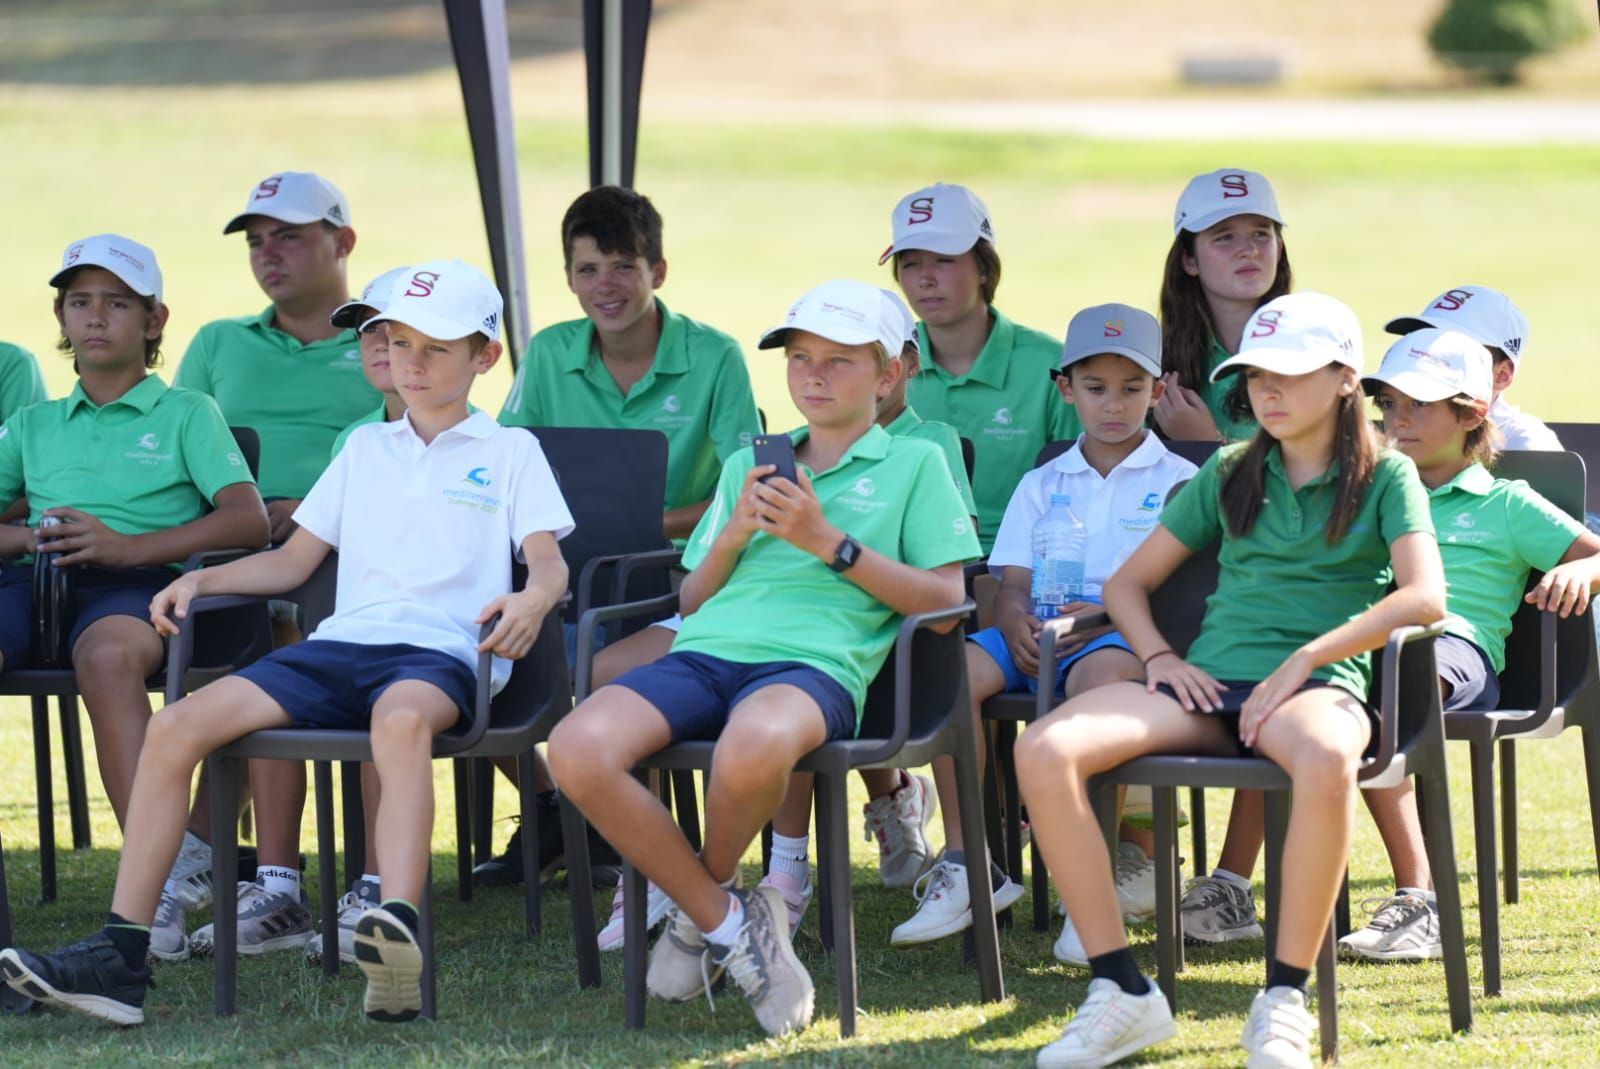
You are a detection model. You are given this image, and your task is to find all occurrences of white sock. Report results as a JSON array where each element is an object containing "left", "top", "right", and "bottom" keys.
[
  {"left": 1211, "top": 867, "right": 1252, "bottom": 891},
  {"left": 257, "top": 864, "right": 300, "bottom": 898},
  {"left": 768, "top": 832, "right": 810, "bottom": 885},
  {"left": 700, "top": 892, "right": 745, "bottom": 947}
]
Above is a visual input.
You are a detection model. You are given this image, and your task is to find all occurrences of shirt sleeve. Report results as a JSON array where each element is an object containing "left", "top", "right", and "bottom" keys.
[
  {"left": 923, "top": 422, "right": 978, "bottom": 520},
  {"left": 1159, "top": 448, "right": 1226, "bottom": 551},
  {"left": 1376, "top": 452, "right": 1436, "bottom": 544},
  {"left": 0, "top": 345, "right": 47, "bottom": 420},
  {"left": 508, "top": 433, "right": 576, "bottom": 555},
  {"left": 899, "top": 444, "right": 982, "bottom": 569},
  {"left": 987, "top": 467, "right": 1046, "bottom": 574},
  {"left": 291, "top": 436, "right": 351, "bottom": 549},
  {"left": 1505, "top": 480, "right": 1586, "bottom": 572},
  {"left": 178, "top": 393, "right": 255, "bottom": 503},
  {"left": 681, "top": 450, "right": 750, "bottom": 571},
  {"left": 706, "top": 342, "right": 760, "bottom": 463},
  {"left": 498, "top": 330, "right": 551, "bottom": 427},
  {"left": 173, "top": 329, "right": 214, "bottom": 395},
  {"left": 0, "top": 414, "right": 25, "bottom": 505}
]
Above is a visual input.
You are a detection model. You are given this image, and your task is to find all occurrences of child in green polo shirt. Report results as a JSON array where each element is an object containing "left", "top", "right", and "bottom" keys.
[
  {"left": 1015, "top": 293, "right": 1445, "bottom": 1069},
  {"left": 549, "top": 279, "right": 978, "bottom": 1036},
  {"left": 1334, "top": 328, "right": 1600, "bottom": 964},
  {"left": 0, "top": 340, "right": 48, "bottom": 418},
  {"left": 881, "top": 182, "right": 1080, "bottom": 554},
  {"left": 0, "top": 235, "right": 268, "bottom": 960}
]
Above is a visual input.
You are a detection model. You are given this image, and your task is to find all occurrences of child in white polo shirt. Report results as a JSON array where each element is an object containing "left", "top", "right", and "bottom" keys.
[
  {"left": 1, "top": 259, "right": 574, "bottom": 1027},
  {"left": 891, "top": 304, "right": 1198, "bottom": 948}
]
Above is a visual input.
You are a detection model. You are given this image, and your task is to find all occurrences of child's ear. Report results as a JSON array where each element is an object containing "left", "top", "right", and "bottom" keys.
[
  {"left": 1148, "top": 375, "right": 1166, "bottom": 403},
  {"left": 333, "top": 226, "right": 357, "bottom": 260},
  {"left": 878, "top": 353, "right": 906, "bottom": 399},
  {"left": 1459, "top": 399, "right": 1490, "bottom": 432},
  {"left": 145, "top": 301, "right": 171, "bottom": 340},
  {"left": 650, "top": 258, "right": 668, "bottom": 290},
  {"left": 1492, "top": 357, "right": 1515, "bottom": 394},
  {"left": 1054, "top": 371, "right": 1074, "bottom": 405},
  {"left": 476, "top": 339, "right": 503, "bottom": 374},
  {"left": 1336, "top": 366, "right": 1360, "bottom": 396}
]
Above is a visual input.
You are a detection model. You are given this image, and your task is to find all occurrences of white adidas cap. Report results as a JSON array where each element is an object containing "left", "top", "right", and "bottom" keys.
[
  {"left": 878, "top": 288, "right": 919, "bottom": 352},
  {"left": 1211, "top": 293, "right": 1362, "bottom": 381},
  {"left": 1173, "top": 168, "right": 1284, "bottom": 236},
  {"left": 1061, "top": 303, "right": 1162, "bottom": 378},
  {"left": 331, "top": 265, "right": 412, "bottom": 330},
  {"left": 50, "top": 234, "right": 164, "bottom": 302},
  {"left": 1383, "top": 285, "right": 1529, "bottom": 365},
  {"left": 364, "top": 260, "right": 502, "bottom": 342},
  {"left": 878, "top": 182, "right": 996, "bottom": 266},
  {"left": 224, "top": 171, "right": 351, "bottom": 235},
  {"left": 1364, "top": 329, "right": 1494, "bottom": 404},
  {"left": 759, "top": 279, "right": 905, "bottom": 355}
]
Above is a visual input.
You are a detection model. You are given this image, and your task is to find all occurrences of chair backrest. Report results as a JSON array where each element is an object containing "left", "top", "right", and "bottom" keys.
[
  {"left": 959, "top": 436, "right": 975, "bottom": 482},
  {"left": 1545, "top": 423, "right": 1600, "bottom": 516},
  {"left": 228, "top": 426, "right": 262, "bottom": 481},
  {"left": 525, "top": 427, "right": 671, "bottom": 620}
]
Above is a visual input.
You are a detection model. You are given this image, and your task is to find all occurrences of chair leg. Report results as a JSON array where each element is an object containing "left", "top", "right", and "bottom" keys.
[
  {"left": 1153, "top": 786, "right": 1180, "bottom": 1011},
  {"left": 1316, "top": 919, "right": 1338, "bottom": 1064},
  {"left": 760, "top": 822, "right": 773, "bottom": 876},
  {"left": 1468, "top": 743, "right": 1502, "bottom": 997},
  {"left": 30, "top": 696, "right": 56, "bottom": 903},
  {"left": 623, "top": 859, "right": 648, "bottom": 1028},
  {"left": 1419, "top": 764, "right": 1474, "bottom": 1034},
  {"left": 671, "top": 770, "right": 701, "bottom": 852},
  {"left": 518, "top": 750, "right": 542, "bottom": 940},
  {"left": 560, "top": 792, "right": 602, "bottom": 989},
  {"left": 815, "top": 786, "right": 835, "bottom": 954},
  {"left": 1499, "top": 739, "right": 1518, "bottom": 905},
  {"left": 211, "top": 755, "right": 241, "bottom": 1016},
  {"left": 472, "top": 756, "right": 495, "bottom": 867},
  {"left": 1189, "top": 786, "right": 1206, "bottom": 879},
  {"left": 1262, "top": 791, "right": 1290, "bottom": 975},
  {"left": 1335, "top": 870, "right": 1352, "bottom": 940},
  {"left": 1031, "top": 837, "right": 1051, "bottom": 932},
  {"left": 420, "top": 865, "right": 437, "bottom": 1021},
  {"left": 980, "top": 726, "right": 1009, "bottom": 933},
  {"left": 340, "top": 760, "right": 366, "bottom": 889},
  {"left": 819, "top": 770, "right": 858, "bottom": 1038},
  {"left": 997, "top": 722, "right": 1025, "bottom": 885},
  {"left": 1583, "top": 724, "right": 1600, "bottom": 887},
  {"left": 953, "top": 742, "right": 1004, "bottom": 1003},
  {"left": 58, "top": 696, "right": 91, "bottom": 851},
  {"left": 453, "top": 758, "right": 473, "bottom": 903},
  {"left": 314, "top": 761, "right": 339, "bottom": 977}
]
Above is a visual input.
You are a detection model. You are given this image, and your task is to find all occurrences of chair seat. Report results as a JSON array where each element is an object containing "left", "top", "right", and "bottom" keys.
[{"left": 1445, "top": 705, "right": 1566, "bottom": 744}]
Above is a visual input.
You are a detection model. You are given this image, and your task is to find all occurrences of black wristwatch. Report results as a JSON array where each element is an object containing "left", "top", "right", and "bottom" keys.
[{"left": 828, "top": 533, "right": 862, "bottom": 573}]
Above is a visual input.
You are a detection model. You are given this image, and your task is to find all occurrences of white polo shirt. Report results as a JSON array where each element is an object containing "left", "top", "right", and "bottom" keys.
[
  {"left": 293, "top": 410, "right": 575, "bottom": 694},
  {"left": 1490, "top": 396, "right": 1562, "bottom": 452},
  {"left": 986, "top": 431, "right": 1198, "bottom": 599}
]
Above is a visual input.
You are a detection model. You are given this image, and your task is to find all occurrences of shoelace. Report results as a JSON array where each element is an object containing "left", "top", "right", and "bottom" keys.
[
  {"left": 1114, "top": 851, "right": 1153, "bottom": 888},
  {"left": 912, "top": 860, "right": 958, "bottom": 905},
  {"left": 1180, "top": 876, "right": 1231, "bottom": 909},
  {"left": 1065, "top": 984, "right": 1141, "bottom": 1043},
  {"left": 1359, "top": 893, "right": 1427, "bottom": 932}
]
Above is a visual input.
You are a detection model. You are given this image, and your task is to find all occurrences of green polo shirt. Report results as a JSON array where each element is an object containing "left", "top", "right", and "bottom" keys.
[
  {"left": 882, "top": 404, "right": 978, "bottom": 519},
  {"left": 908, "top": 307, "right": 1081, "bottom": 552},
  {"left": 0, "top": 376, "right": 253, "bottom": 567},
  {"left": 1203, "top": 337, "right": 1259, "bottom": 444},
  {"left": 331, "top": 401, "right": 479, "bottom": 459},
  {"left": 673, "top": 424, "right": 980, "bottom": 725},
  {"left": 176, "top": 308, "right": 380, "bottom": 499},
  {"left": 0, "top": 342, "right": 48, "bottom": 421},
  {"left": 498, "top": 299, "right": 760, "bottom": 515},
  {"left": 1160, "top": 444, "right": 1434, "bottom": 699},
  {"left": 1430, "top": 463, "right": 1584, "bottom": 673}
]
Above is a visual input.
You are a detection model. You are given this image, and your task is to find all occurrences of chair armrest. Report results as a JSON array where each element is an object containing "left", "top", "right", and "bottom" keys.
[
  {"left": 446, "top": 617, "right": 499, "bottom": 752},
  {"left": 179, "top": 547, "right": 258, "bottom": 573},
  {"left": 1368, "top": 620, "right": 1447, "bottom": 776},
  {"left": 164, "top": 593, "right": 276, "bottom": 703},
  {"left": 851, "top": 599, "right": 977, "bottom": 767},
  {"left": 573, "top": 591, "right": 681, "bottom": 703},
  {"left": 1034, "top": 609, "right": 1112, "bottom": 723},
  {"left": 575, "top": 548, "right": 683, "bottom": 621}
]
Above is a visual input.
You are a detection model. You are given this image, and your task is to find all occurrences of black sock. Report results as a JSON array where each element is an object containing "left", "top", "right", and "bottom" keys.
[
  {"left": 103, "top": 912, "right": 151, "bottom": 971},
  {"left": 381, "top": 899, "right": 420, "bottom": 936},
  {"left": 1088, "top": 948, "right": 1148, "bottom": 996},
  {"left": 1266, "top": 959, "right": 1310, "bottom": 994}
]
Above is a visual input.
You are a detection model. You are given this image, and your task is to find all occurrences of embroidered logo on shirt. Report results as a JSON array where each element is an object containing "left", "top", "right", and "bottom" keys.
[
  {"left": 661, "top": 395, "right": 681, "bottom": 414},
  {"left": 464, "top": 467, "right": 492, "bottom": 488},
  {"left": 992, "top": 407, "right": 1013, "bottom": 425},
  {"left": 227, "top": 451, "right": 244, "bottom": 468},
  {"left": 1138, "top": 492, "right": 1162, "bottom": 512},
  {"left": 342, "top": 349, "right": 362, "bottom": 361},
  {"left": 138, "top": 433, "right": 159, "bottom": 450},
  {"left": 953, "top": 517, "right": 970, "bottom": 536},
  {"left": 1453, "top": 512, "right": 1475, "bottom": 529},
  {"left": 850, "top": 477, "right": 877, "bottom": 498},
  {"left": 125, "top": 432, "right": 174, "bottom": 465}
]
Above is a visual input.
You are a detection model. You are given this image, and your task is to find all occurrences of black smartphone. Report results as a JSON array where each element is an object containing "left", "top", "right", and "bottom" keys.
[{"left": 751, "top": 433, "right": 798, "bottom": 484}]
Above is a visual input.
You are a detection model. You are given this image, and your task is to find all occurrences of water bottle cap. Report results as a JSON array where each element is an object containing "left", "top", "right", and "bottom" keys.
[{"left": 1049, "top": 494, "right": 1071, "bottom": 506}]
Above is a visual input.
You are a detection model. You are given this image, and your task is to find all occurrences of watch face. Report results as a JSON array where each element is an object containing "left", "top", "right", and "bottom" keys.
[{"left": 832, "top": 535, "right": 859, "bottom": 571}]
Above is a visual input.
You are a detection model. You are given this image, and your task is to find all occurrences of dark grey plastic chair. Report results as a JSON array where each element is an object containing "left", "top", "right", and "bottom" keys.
[
  {"left": 0, "top": 827, "right": 31, "bottom": 1015},
  {"left": 567, "top": 591, "right": 1002, "bottom": 1038}
]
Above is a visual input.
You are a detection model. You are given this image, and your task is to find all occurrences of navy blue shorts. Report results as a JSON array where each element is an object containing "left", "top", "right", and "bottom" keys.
[
  {"left": 610, "top": 650, "right": 856, "bottom": 744},
  {"left": 1153, "top": 677, "right": 1377, "bottom": 758},
  {"left": 234, "top": 640, "right": 476, "bottom": 731},
  {"left": 0, "top": 561, "right": 169, "bottom": 670},
  {"left": 1435, "top": 634, "right": 1499, "bottom": 712}
]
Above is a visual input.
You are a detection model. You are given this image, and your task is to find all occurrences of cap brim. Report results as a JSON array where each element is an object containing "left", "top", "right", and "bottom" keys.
[
  {"left": 1177, "top": 205, "right": 1286, "bottom": 236},
  {"left": 1209, "top": 349, "right": 1337, "bottom": 382},
  {"left": 49, "top": 260, "right": 160, "bottom": 301},
  {"left": 1361, "top": 369, "right": 1462, "bottom": 403},
  {"left": 1059, "top": 345, "right": 1162, "bottom": 378},
  {"left": 877, "top": 233, "right": 980, "bottom": 266},
  {"left": 222, "top": 208, "right": 330, "bottom": 235},
  {"left": 330, "top": 301, "right": 374, "bottom": 329},
  {"left": 1383, "top": 315, "right": 1441, "bottom": 337},
  {"left": 365, "top": 309, "right": 477, "bottom": 342}
]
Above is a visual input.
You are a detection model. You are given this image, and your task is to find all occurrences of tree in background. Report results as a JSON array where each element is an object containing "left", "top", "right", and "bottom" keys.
[{"left": 1429, "top": 0, "right": 1594, "bottom": 84}]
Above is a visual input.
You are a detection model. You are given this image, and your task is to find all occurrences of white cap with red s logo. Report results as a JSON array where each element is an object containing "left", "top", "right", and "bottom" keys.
[
  {"left": 1383, "top": 285, "right": 1529, "bottom": 365},
  {"left": 363, "top": 259, "right": 503, "bottom": 342},
  {"left": 49, "top": 233, "right": 164, "bottom": 302},
  {"left": 879, "top": 182, "right": 996, "bottom": 265},
  {"left": 1210, "top": 292, "right": 1363, "bottom": 382},
  {"left": 223, "top": 171, "right": 352, "bottom": 235},
  {"left": 1173, "top": 168, "right": 1284, "bottom": 236}
]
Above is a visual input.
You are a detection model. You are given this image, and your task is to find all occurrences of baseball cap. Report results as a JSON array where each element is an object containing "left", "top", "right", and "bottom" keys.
[
  {"left": 1173, "top": 168, "right": 1284, "bottom": 236},
  {"left": 878, "top": 288, "right": 919, "bottom": 352},
  {"left": 878, "top": 183, "right": 996, "bottom": 266},
  {"left": 758, "top": 279, "right": 905, "bottom": 355},
  {"left": 1364, "top": 328, "right": 1494, "bottom": 404},
  {"left": 223, "top": 171, "right": 351, "bottom": 235},
  {"left": 1210, "top": 293, "right": 1362, "bottom": 381},
  {"left": 331, "top": 265, "right": 412, "bottom": 330},
  {"left": 364, "top": 260, "right": 502, "bottom": 342},
  {"left": 1059, "top": 303, "right": 1162, "bottom": 378},
  {"left": 1383, "top": 285, "right": 1528, "bottom": 365},
  {"left": 50, "top": 234, "right": 163, "bottom": 302}
]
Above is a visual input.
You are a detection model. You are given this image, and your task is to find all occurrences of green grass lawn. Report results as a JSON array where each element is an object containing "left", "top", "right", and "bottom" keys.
[{"left": 1, "top": 695, "right": 1597, "bottom": 1066}]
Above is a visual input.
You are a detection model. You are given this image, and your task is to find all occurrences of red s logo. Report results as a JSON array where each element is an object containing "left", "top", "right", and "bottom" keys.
[
  {"left": 254, "top": 176, "right": 283, "bottom": 200},
  {"left": 65, "top": 244, "right": 84, "bottom": 265},
  {"left": 907, "top": 196, "right": 935, "bottom": 225},
  {"left": 1432, "top": 289, "right": 1474, "bottom": 312},
  {"left": 1250, "top": 310, "right": 1283, "bottom": 337},
  {"left": 1103, "top": 320, "right": 1123, "bottom": 337},
  {"left": 405, "top": 271, "right": 441, "bottom": 298},
  {"left": 1220, "top": 173, "right": 1249, "bottom": 199}
]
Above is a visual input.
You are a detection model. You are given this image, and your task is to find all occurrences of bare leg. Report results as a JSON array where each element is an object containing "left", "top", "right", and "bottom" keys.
[
  {"left": 1216, "top": 790, "right": 1266, "bottom": 878},
  {"left": 1064, "top": 648, "right": 1154, "bottom": 852},
  {"left": 931, "top": 642, "right": 1006, "bottom": 851},
  {"left": 592, "top": 625, "right": 674, "bottom": 691},
  {"left": 360, "top": 762, "right": 381, "bottom": 878},
  {"left": 858, "top": 768, "right": 901, "bottom": 799},
  {"left": 772, "top": 773, "right": 815, "bottom": 839},
  {"left": 71, "top": 615, "right": 164, "bottom": 829},
  {"left": 1361, "top": 781, "right": 1432, "bottom": 890},
  {"left": 249, "top": 758, "right": 306, "bottom": 870},
  {"left": 367, "top": 681, "right": 461, "bottom": 905}
]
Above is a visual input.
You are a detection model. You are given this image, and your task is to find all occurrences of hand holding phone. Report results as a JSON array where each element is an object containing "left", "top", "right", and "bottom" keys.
[{"left": 751, "top": 434, "right": 798, "bottom": 485}]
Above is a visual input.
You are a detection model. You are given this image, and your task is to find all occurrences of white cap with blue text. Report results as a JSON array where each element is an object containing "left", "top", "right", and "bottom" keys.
[
  {"left": 50, "top": 234, "right": 164, "bottom": 302},
  {"left": 364, "top": 260, "right": 502, "bottom": 342},
  {"left": 1061, "top": 303, "right": 1162, "bottom": 378},
  {"left": 1383, "top": 285, "right": 1529, "bottom": 366},
  {"left": 1364, "top": 328, "right": 1494, "bottom": 404},
  {"left": 1210, "top": 292, "right": 1362, "bottom": 381},
  {"left": 878, "top": 182, "right": 996, "bottom": 265},
  {"left": 758, "top": 279, "right": 905, "bottom": 355},
  {"left": 331, "top": 265, "right": 412, "bottom": 330},
  {"left": 878, "top": 287, "right": 919, "bottom": 352},
  {"left": 223, "top": 171, "right": 351, "bottom": 235},
  {"left": 1173, "top": 168, "right": 1284, "bottom": 236}
]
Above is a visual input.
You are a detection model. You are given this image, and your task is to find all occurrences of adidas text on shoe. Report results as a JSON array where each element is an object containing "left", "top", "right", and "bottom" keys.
[
  {"left": 1036, "top": 976, "right": 1176, "bottom": 1068},
  {"left": 1337, "top": 893, "right": 1442, "bottom": 962},
  {"left": 0, "top": 934, "right": 151, "bottom": 1027},
  {"left": 710, "top": 886, "right": 815, "bottom": 1037},
  {"left": 1180, "top": 875, "right": 1263, "bottom": 944},
  {"left": 352, "top": 907, "right": 423, "bottom": 1023},
  {"left": 1241, "top": 986, "right": 1314, "bottom": 1069}
]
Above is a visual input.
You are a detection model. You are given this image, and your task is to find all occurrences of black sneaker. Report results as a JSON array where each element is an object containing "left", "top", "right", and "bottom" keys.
[
  {"left": 0, "top": 933, "right": 151, "bottom": 1026},
  {"left": 352, "top": 908, "right": 422, "bottom": 1024},
  {"left": 471, "top": 792, "right": 564, "bottom": 888}
]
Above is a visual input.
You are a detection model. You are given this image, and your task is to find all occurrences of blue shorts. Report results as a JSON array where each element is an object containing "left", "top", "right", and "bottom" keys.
[
  {"left": 610, "top": 650, "right": 856, "bottom": 744},
  {"left": 968, "top": 625, "right": 1134, "bottom": 696},
  {"left": 0, "top": 561, "right": 169, "bottom": 670},
  {"left": 235, "top": 639, "right": 476, "bottom": 732},
  {"left": 1436, "top": 634, "right": 1499, "bottom": 712}
]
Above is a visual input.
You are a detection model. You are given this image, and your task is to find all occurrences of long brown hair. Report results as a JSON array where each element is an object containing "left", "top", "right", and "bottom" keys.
[
  {"left": 1453, "top": 399, "right": 1500, "bottom": 468},
  {"left": 1159, "top": 225, "right": 1292, "bottom": 397},
  {"left": 1221, "top": 369, "right": 1378, "bottom": 545}
]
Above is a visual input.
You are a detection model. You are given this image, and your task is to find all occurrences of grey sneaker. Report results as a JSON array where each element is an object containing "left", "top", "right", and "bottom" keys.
[
  {"left": 166, "top": 834, "right": 213, "bottom": 912},
  {"left": 148, "top": 892, "right": 189, "bottom": 963},
  {"left": 862, "top": 772, "right": 936, "bottom": 888},
  {"left": 708, "top": 886, "right": 815, "bottom": 1036},
  {"left": 1241, "top": 986, "right": 1314, "bottom": 1069},
  {"left": 189, "top": 881, "right": 314, "bottom": 956},
  {"left": 646, "top": 904, "right": 714, "bottom": 1002},
  {"left": 1336, "top": 893, "right": 1441, "bottom": 962},
  {"left": 1181, "top": 875, "right": 1263, "bottom": 944},
  {"left": 307, "top": 878, "right": 382, "bottom": 964}
]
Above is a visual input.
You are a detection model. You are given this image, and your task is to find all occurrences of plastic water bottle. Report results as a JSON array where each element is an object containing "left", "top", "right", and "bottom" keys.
[{"left": 1031, "top": 494, "right": 1086, "bottom": 620}]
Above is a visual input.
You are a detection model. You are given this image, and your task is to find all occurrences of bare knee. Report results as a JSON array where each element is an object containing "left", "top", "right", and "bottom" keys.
[
  {"left": 146, "top": 701, "right": 207, "bottom": 766},
  {"left": 74, "top": 634, "right": 152, "bottom": 689},
  {"left": 371, "top": 705, "right": 432, "bottom": 751},
  {"left": 548, "top": 706, "right": 632, "bottom": 803},
  {"left": 1289, "top": 738, "right": 1359, "bottom": 796},
  {"left": 713, "top": 718, "right": 805, "bottom": 791}
]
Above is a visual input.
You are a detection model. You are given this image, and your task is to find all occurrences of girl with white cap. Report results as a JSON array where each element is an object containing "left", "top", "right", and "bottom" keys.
[{"left": 1014, "top": 293, "right": 1445, "bottom": 1069}]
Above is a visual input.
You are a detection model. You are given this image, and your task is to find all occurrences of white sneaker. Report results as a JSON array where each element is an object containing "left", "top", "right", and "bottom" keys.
[
  {"left": 757, "top": 870, "right": 813, "bottom": 935},
  {"left": 597, "top": 878, "right": 674, "bottom": 952},
  {"left": 862, "top": 772, "right": 937, "bottom": 888},
  {"left": 646, "top": 905, "right": 713, "bottom": 1003},
  {"left": 307, "top": 878, "right": 381, "bottom": 964},
  {"left": 1336, "top": 893, "right": 1442, "bottom": 962},
  {"left": 1241, "top": 986, "right": 1314, "bottom": 1069},
  {"left": 148, "top": 892, "right": 189, "bottom": 963},
  {"left": 1180, "top": 875, "right": 1263, "bottom": 943},
  {"left": 708, "top": 886, "right": 815, "bottom": 1037},
  {"left": 889, "top": 858, "right": 1025, "bottom": 946},
  {"left": 1037, "top": 976, "right": 1176, "bottom": 1068},
  {"left": 1113, "top": 843, "right": 1156, "bottom": 923},
  {"left": 1053, "top": 912, "right": 1089, "bottom": 967},
  {"left": 166, "top": 834, "right": 214, "bottom": 912},
  {"left": 189, "top": 881, "right": 314, "bottom": 956}
]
